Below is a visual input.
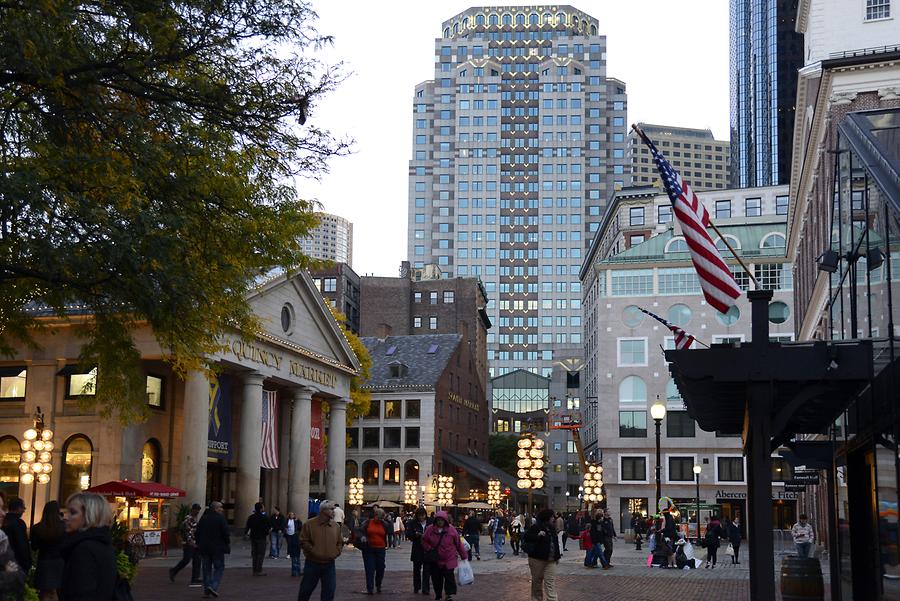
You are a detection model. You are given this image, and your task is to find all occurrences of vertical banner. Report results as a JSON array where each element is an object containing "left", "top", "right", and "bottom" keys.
[
  {"left": 310, "top": 399, "right": 325, "bottom": 471},
  {"left": 208, "top": 375, "right": 233, "bottom": 460},
  {"left": 261, "top": 390, "right": 279, "bottom": 469}
]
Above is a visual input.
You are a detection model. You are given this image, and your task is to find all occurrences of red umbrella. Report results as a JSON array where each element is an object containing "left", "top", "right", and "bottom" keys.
[{"left": 86, "top": 480, "right": 186, "bottom": 499}]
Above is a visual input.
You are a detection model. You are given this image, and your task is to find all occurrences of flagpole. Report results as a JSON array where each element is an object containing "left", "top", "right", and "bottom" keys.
[{"left": 631, "top": 124, "right": 760, "bottom": 289}]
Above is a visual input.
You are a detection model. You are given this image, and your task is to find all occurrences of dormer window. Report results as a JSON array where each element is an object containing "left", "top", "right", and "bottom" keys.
[{"left": 389, "top": 361, "right": 408, "bottom": 379}]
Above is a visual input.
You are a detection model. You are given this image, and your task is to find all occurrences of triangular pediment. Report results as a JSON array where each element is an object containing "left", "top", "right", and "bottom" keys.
[{"left": 247, "top": 271, "right": 360, "bottom": 374}]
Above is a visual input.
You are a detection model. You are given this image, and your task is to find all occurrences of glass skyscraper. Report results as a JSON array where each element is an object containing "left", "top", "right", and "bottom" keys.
[
  {"left": 407, "top": 6, "right": 628, "bottom": 381},
  {"left": 729, "top": 0, "right": 803, "bottom": 188}
]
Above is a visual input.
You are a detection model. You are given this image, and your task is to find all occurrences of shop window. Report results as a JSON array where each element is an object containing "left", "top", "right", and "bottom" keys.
[
  {"left": 61, "top": 435, "right": 93, "bottom": 502},
  {"left": 146, "top": 375, "right": 163, "bottom": 408},
  {"left": 406, "top": 400, "right": 421, "bottom": 419},
  {"left": 384, "top": 400, "right": 401, "bottom": 419},
  {"left": 345, "top": 460, "right": 358, "bottom": 483},
  {"left": 404, "top": 460, "right": 419, "bottom": 482},
  {"left": 717, "top": 456, "right": 744, "bottom": 482},
  {"left": 362, "top": 460, "right": 379, "bottom": 485},
  {"left": 383, "top": 460, "right": 400, "bottom": 484},
  {"left": 0, "top": 368, "right": 26, "bottom": 400},
  {"left": 0, "top": 437, "right": 20, "bottom": 500},
  {"left": 668, "top": 457, "right": 695, "bottom": 481},
  {"left": 66, "top": 368, "right": 97, "bottom": 398},
  {"left": 141, "top": 439, "right": 161, "bottom": 483}
]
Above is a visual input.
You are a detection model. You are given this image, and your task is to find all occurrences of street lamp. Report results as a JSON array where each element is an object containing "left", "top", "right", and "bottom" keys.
[
  {"left": 581, "top": 463, "right": 604, "bottom": 511},
  {"left": 693, "top": 464, "right": 702, "bottom": 544},
  {"left": 436, "top": 475, "right": 454, "bottom": 507},
  {"left": 487, "top": 479, "right": 501, "bottom": 508},
  {"left": 20, "top": 408, "right": 54, "bottom": 527},
  {"left": 348, "top": 477, "right": 364, "bottom": 507},
  {"left": 516, "top": 432, "right": 545, "bottom": 512},
  {"left": 404, "top": 480, "right": 418, "bottom": 506},
  {"left": 650, "top": 400, "right": 667, "bottom": 510}
]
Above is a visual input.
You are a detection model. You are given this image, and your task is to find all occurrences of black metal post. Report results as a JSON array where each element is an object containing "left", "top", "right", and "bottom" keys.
[
  {"left": 696, "top": 473, "right": 701, "bottom": 544},
  {"left": 29, "top": 481, "right": 36, "bottom": 529},
  {"left": 654, "top": 418, "right": 662, "bottom": 508}
]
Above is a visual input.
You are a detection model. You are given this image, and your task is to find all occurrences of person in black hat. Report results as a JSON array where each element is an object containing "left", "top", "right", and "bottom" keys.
[{"left": 169, "top": 503, "right": 203, "bottom": 586}]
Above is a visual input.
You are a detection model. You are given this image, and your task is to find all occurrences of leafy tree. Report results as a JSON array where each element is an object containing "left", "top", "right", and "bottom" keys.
[
  {"left": 0, "top": 1, "right": 349, "bottom": 422},
  {"left": 328, "top": 307, "right": 371, "bottom": 428},
  {"left": 488, "top": 434, "right": 519, "bottom": 479}
]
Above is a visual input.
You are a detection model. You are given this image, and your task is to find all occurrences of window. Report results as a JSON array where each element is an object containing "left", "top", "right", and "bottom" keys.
[
  {"left": 323, "top": 278, "right": 336, "bottom": 292},
  {"left": 619, "top": 411, "right": 647, "bottom": 437},
  {"left": 414, "top": 292, "right": 422, "bottom": 303},
  {"left": 66, "top": 367, "right": 97, "bottom": 398},
  {"left": 618, "top": 338, "right": 647, "bottom": 366},
  {"left": 745, "top": 197, "right": 761, "bottom": 217},
  {"left": 666, "top": 412, "right": 696, "bottom": 437},
  {"left": 0, "top": 368, "right": 26, "bottom": 399},
  {"left": 384, "top": 400, "right": 401, "bottom": 419},
  {"left": 61, "top": 435, "right": 93, "bottom": 502},
  {"left": 618, "top": 376, "right": 647, "bottom": 404},
  {"left": 760, "top": 233, "right": 786, "bottom": 249},
  {"left": 406, "top": 399, "right": 421, "bottom": 419},
  {"left": 715, "top": 200, "right": 731, "bottom": 219},
  {"left": 772, "top": 457, "right": 794, "bottom": 482},
  {"left": 0, "top": 437, "right": 20, "bottom": 500},
  {"left": 629, "top": 207, "right": 645, "bottom": 226},
  {"left": 362, "top": 460, "right": 379, "bottom": 484},
  {"left": 429, "top": 291, "right": 438, "bottom": 304},
  {"left": 776, "top": 195, "right": 789, "bottom": 215},
  {"left": 345, "top": 460, "right": 358, "bottom": 482},
  {"left": 769, "top": 301, "right": 790, "bottom": 324},
  {"left": 146, "top": 375, "right": 163, "bottom": 408},
  {"left": 363, "top": 428, "right": 380, "bottom": 448},
  {"left": 716, "top": 305, "right": 741, "bottom": 326},
  {"left": 383, "top": 428, "right": 401, "bottom": 448},
  {"left": 443, "top": 291, "right": 455, "bottom": 303},
  {"left": 141, "top": 439, "right": 161, "bottom": 482},
  {"left": 610, "top": 270, "right": 653, "bottom": 296},
  {"left": 413, "top": 317, "right": 422, "bottom": 328},
  {"left": 866, "top": 0, "right": 891, "bottom": 19},
  {"left": 405, "top": 459, "right": 419, "bottom": 482},
  {"left": 658, "top": 204, "right": 672, "bottom": 223},
  {"left": 347, "top": 428, "right": 359, "bottom": 448},
  {"left": 717, "top": 456, "right": 745, "bottom": 482},
  {"left": 667, "top": 304, "right": 692, "bottom": 327},
  {"left": 406, "top": 427, "right": 420, "bottom": 448},
  {"left": 620, "top": 456, "right": 647, "bottom": 481},
  {"left": 668, "top": 457, "right": 695, "bottom": 481},
  {"left": 429, "top": 317, "right": 438, "bottom": 330},
  {"left": 366, "top": 399, "right": 380, "bottom": 419},
  {"left": 630, "top": 235, "right": 645, "bottom": 246}
]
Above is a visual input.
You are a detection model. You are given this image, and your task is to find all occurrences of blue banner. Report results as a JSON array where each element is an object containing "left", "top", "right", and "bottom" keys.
[{"left": 208, "top": 374, "right": 233, "bottom": 460}]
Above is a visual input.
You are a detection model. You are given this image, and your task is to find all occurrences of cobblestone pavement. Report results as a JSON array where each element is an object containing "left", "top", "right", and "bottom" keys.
[{"left": 133, "top": 536, "right": 828, "bottom": 600}]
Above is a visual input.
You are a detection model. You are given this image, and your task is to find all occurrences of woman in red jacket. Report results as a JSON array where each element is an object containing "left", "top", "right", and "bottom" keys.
[
  {"left": 421, "top": 511, "right": 466, "bottom": 601},
  {"left": 356, "top": 508, "right": 389, "bottom": 594}
]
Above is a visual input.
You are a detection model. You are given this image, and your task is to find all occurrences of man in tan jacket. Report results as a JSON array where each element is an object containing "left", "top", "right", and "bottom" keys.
[{"left": 297, "top": 500, "right": 343, "bottom": 601}]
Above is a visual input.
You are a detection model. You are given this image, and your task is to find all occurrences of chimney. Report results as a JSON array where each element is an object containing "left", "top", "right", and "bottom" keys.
[{"left": 376, "top": 323, "right": 393, "bottom": 338}]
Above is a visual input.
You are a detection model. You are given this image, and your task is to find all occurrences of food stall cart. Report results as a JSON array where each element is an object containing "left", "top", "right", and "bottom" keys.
[{"left": 87, "top": 479, "right": 186, "bottom": 557}]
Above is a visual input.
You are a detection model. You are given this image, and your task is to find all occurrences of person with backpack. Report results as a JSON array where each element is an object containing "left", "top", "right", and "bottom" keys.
[
  {"left": 704, "top": 515, "right": 725, "bottom": 569},
  {"left": 60, "top": 493, "right": 117, "bottom": 601},
  {"left": 489, "top": 510, "right": 508, "bottom": 559},
  {"left": 523, "top": 509, "right": 561, "bottom": 601},
  {"left": 421, "top": 511, "right": 466, "bottom": 601}
]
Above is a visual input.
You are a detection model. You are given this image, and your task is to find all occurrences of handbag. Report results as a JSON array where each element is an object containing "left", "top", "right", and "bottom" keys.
[
  {"left": 457, "top": 559, "right": 474, "bottom": 585},
  {"left": 725, "top": 543, "right": 735, "bottom": 556},
  {"left": 423, "top": 530, "right": 446, "bottom": 563}
]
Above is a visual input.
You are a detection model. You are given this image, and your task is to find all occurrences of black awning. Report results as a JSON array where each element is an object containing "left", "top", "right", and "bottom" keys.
[
  {"left": 665, "top": 339, "right": 873, "bottom": 444},
  {"left": 442, "top": 449, "right": 543, "bottom": 496},
  {"left": 779, "top": 441, "right": 839, "bottom": 470},
  {"left": 0, "top": 366, "right": 26, "bottom": 377},
  {"left": 57, "top": 364, "right": 95, "bottom": 376}
]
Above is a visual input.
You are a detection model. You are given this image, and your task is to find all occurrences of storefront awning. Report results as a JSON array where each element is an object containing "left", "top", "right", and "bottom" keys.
[{"left": 87, "top": 480, "right": 186, "bottom": 498}]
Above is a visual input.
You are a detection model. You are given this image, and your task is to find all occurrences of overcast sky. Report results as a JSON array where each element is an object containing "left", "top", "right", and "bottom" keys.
[{"left": 299, "top": 1, "right": 730, "bottom": 276}]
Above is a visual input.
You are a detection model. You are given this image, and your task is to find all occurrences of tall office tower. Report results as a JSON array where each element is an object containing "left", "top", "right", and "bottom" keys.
[
  {"left": 300, "top": 212, "right": 354, "bottom": 266},
  {"left": 408, "top": 7, "right": 628, "bottom": 389},
  {"left": 729, "top": 0, "right": 803, "bottom": 188},
  {"left": 628, "top": 123, "right": 731, "bottom": 192}
]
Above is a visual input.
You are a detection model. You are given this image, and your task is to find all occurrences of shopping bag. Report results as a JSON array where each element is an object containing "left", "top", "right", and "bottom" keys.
[
  {"left": 725, "top": 543, "right": 735, "bottom": 557},
  {"left": 462, "top": 538, "right": 471, "bottom": 552},
  {"left": 457, "top": 559, "right": 475, "bottom": 586}
]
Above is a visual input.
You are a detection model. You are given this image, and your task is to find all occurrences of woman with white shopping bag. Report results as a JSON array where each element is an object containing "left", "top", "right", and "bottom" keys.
[
  {"left": 522, "top": 509, "right": 562, "bottom": 601},
  {"left": 421, "top": 511, "right": 467, "bottom": 601}
]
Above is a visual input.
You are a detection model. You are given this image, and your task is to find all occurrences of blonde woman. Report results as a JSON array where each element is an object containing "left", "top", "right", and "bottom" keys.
[{"left": 60, "top": 493, "right": 117, "bottom": 601}]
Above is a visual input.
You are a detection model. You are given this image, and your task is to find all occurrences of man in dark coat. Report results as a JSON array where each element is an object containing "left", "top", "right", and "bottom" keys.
[
  {"left": 404, "top": 507, "right": 430, "bottom": 596},
  {"left": 462, "top": 511, "right": 482, "bottom": 560},
  {"left": 244, "top": 502, "right": 270, "bottom": 575},
  {"left": 268, "top": 506, "right": 286, "bottom": 559},
  {"left": 196, "top": 501, "right": 230, "bottom": 598},
  {"left": 523, "top": 509, "right": 561, "bottom": 601},
  {"left": 2, "top": 498, "right": 31, "bottom": 573},
  {"left": 588, "top": 510, "right": 609, "bottom": 568},
  {"left": 600, "top": 509, "right": 618, "bottom": 566}
]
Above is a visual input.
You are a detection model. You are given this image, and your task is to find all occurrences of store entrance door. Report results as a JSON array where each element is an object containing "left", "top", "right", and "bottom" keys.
[
  {"left": 771, "top": 500, "right": 796, "bottom": 531},
  {"left": 717, "top": 499, "right": 747, "bottom": 538}
]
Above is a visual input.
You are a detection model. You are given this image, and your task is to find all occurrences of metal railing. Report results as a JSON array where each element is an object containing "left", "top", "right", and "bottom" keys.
[{"left": 829, "top": 44, "right": 900, "bottom": 60}]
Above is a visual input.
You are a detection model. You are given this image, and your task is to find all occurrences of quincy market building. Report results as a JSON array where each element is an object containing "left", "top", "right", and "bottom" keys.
[{"left": 0, "top": 272, "right": 358, "bottom": 526}]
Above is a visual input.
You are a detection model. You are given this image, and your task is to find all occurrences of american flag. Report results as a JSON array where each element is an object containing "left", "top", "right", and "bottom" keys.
[
  {"left": 636, "top": 129, "right": 741, "bottom": 313},
  {"left": 638, "top": 307, "right": 697, "bottom": 350},
  {"left": 261, "top": 390, "right": 279, "bottom": 469}
]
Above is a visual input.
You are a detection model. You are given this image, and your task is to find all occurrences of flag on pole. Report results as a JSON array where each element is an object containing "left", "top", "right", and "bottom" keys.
[
  {"left": 261, "top": 389, "right": 279, "bottom": 469},
  {"left": 638, "top": 307, "right": 697, "bottom": 350},
  {"left": 635, "top": 129, "right": 741, "bottom": 313}
]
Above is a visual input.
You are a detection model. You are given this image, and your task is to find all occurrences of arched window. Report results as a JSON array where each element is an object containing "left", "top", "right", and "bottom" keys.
[
  {"left": 463, "top": 17, "right": 469, "bottom": 29},
  {"left": 443, "top": 27, "right": 450, "bottom": 38},
  {"left": 475, "top": 14, "right": 485, "bottom": 26},
  {"left": 715, "top": 235, "right": 741, "bottom": 251},
  {"left": 618, "top": 376, "right": 647, "bottom": 404},
  {"left": 591, "top": 24, "right": 598, "bottom": 35},
  {"left": 0, "top": 437, "right": 20, "bottom": 500},
  {"left": 666, "top": 379, "right": 682, "bottom": 401},
  {"left": 362, "top": 460, "right": 379, "bottom": 485},
  {"left": 542, "top": 13, "right": 552, "bottom": 24},
  {"left": 582, "top": 19, "right": 588, "bottom": 32},
  {"left": 502, "top": 14, "right": 512, "bottom": 25},
  {"left": 345, "top": 460, "right": 358, "bottom": 483},
  {"left": 760, "top": 232, "right": 786, "bottom": 249},
  {"left": 141, "top": 439, "right": 161, "bottom": 483},
  {"left": 516, "top": 13, "right": 525, "bottom": 25},
  {"left": 453, "top": 22, "right": 459, "bottom": 35},
  {"left": 489, "top": 14, "right": 499, "bottom": 26},
  {"left": 404, "top": 460, "right": 420, "bottom": 483},
  {"left": 383, "top": 460, "right": 401, "bottom": 484},
  {"left": 61, "top": 435, "right": 92, "bottom": 503},
  {"left": 556, "top": 12, "right": 566, "bottom": 25},
  {"left": 529, "top": 13, "right": 539, "bottom": 25},
  {"left": 665, "top": 237, "right": 689, "bottom": 253}
]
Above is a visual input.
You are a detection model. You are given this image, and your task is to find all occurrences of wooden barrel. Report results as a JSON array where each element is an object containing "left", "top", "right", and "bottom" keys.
[{"left": 780, "top": 556, "right": 824, "bottom": 601}]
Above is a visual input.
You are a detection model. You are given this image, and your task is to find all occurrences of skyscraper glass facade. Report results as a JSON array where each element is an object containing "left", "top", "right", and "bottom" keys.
[
  {"left": 407, "top": 6, "right": 628, "bottom": 379},
  {"left": 729, "top": 0, "right": 803, "bottom": 188}
]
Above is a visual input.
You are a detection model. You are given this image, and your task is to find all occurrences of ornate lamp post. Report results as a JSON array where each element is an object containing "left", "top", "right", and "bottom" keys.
[
  {"left": 516, "top": 432, "right": 545, "bottom": 513},
  {"left": 650, "top": 400, "right": 667, "bottom": 509},
  {"left": 487, "top": 479, "right": 501, "bottom": 508},
  {"left": 19, "top": 407, "right": 53, "bottom": 527},
  {"left": 404, "top": 480, "right": 418, "bottom": 506},
  {"left": 581, "top": 463, "right": 604, "bottom": 511},
  {"left": 348, "top": 477, "right": 365, "bottom": 507},
  {"left": 693, "top": 464, "right": 702, "bottom": 543},
  {"left": 436, "top": 475, "right": 454, "bottom": 508}
]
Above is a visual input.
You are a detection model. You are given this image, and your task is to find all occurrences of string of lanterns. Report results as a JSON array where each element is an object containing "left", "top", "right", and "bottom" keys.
[
  {"left": 516, "top": 432, "right": 545, "bottom": 490},
  {"left": 348, "top": 477, "right": 364, "bottom": 506},
  {"left": 487, "top": 478, "right": 501, "bottom": 507},
  {"left": 404, "top": 480, "right": 418, "bottom": 505},
  {"left": 436, "top": 475, "right": 454, "bottom": 506},
  {"left": 582, "top": 463, "right": 604, "bottom": 504},
  {"left": 20, "top": 421, "right": 53, "bottom": 485}
]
